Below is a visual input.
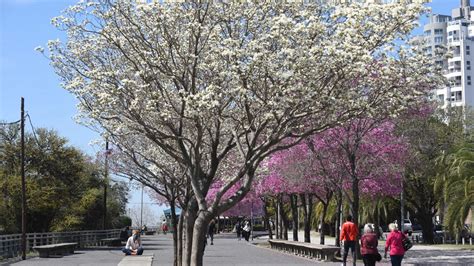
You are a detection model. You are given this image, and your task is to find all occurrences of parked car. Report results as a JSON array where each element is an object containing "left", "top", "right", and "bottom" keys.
[
  {"left": 412, "top": 223, "right": 422, "bottom": 232},
  {"left": 403, "top": 219, "right": 413, "bottom": 235}
]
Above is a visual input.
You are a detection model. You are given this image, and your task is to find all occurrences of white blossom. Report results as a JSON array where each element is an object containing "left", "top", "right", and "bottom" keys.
[{"left": 45, "top": 1, "right": 442, "bottom": 251}]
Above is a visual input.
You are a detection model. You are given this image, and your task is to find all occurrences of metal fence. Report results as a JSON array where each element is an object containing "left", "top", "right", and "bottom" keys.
[{"left": 0, "top": 229, "right": 120, "bottom": 259}]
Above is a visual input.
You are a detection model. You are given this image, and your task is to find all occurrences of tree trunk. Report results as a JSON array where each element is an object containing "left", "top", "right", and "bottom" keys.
[
  {"left": 416, "top": 210, "right": 435, "bottom": 244},
  {"left": 262, "top": 197, "right": 273, "bottom": 239},
  {"left": 300, "top": 193, "right": 312, "bottom": 243},
  {"left": 351, "top": 177, "right": 360, "bottom": 266},
  {"left": 335, "top": 191, "right": 342, "bottom": 247},
  {"left": 277, "top": 196, "right": 283, "bottom": 239},
  {"left": 190, "top": 212, "right": 212, "bottom": 266},
  {"left": 290, "top": 194, "right": 298, "bottom": 241},
  {"left": 374, "top": 200, "right": 381, "bottom": 239},
  {"left": 177, "top": 211, "right": 184, "bottom": 266},
  {"left": 282, "top": 212, "right": 289, "bottom": 240},
  {"left": 320, "top": 202, "right": 328, "bottom": 245},
  {"left": 170, "top": 202, "right": 179, "bottom": 266},
  {"left": 182, "top": 202, "right": 197, "bottom": 266},
  {"left": 275, "top": 198, "right": 279, "bottom": 239},
  {"left": 278, "top": 195, "right": 288, "bottom": 240}
]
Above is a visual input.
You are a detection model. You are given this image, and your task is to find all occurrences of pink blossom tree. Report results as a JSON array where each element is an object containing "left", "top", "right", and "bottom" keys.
[
  {"left": 260, "top": 119, "right": 408, "bottom": 246},
  {"left": 310, "top": 119, "right": 408, "bottom": 250}
]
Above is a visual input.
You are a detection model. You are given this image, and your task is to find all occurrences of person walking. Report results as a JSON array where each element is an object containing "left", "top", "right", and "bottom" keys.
[
  {"left": 122, "top": 230, "right": 144, "bottom": 256},
  {"left": 161, "top": 219, "right": 168, "bottom": 235},
  {"left": 242, "top": 220, "right": 251, "bottom": 242},
  {"left": 340, "top": 215, "right": 359, "bottom": 266},
  {"left": 235, "top": 220, "right": 242, "bottom": 241},
  {"left": 384, "top": 223, "right": 406, "bottom": 266},
  {"left": 361, "top": 224, "right": 379, "bottom": 266},
  {"left": 208, "top": 219, "right": 216, "bottom": 245}
]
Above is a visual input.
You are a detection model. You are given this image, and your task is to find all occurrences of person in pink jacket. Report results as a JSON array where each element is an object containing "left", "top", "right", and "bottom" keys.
[{"left": 384, "top": 223, "right": 406, "bottom": 266}]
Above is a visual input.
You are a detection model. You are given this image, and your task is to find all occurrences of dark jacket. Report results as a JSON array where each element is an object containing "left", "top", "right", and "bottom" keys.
[{"left": 360, "top": 232, "right": 378, "bottom": 255}]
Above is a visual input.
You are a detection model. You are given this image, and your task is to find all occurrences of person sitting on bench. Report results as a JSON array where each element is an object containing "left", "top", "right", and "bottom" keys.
[{"left": 122, "top": 230, "right": 144, "bottom": 256}]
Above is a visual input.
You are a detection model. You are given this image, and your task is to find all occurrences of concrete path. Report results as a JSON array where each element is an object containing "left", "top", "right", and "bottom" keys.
[
  {"left": 6, "top": 248, "right": 125, "bottom": 266},
  {"left": 5, "top": 232, "right": 473, "bottom": 265},
  {"left": 152, "top": 233, "right": 340, "bottom": 266}
]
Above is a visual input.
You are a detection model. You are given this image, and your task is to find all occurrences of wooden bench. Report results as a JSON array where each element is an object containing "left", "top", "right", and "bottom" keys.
[
  {"left": 268, "top": 239, "right": 340, "bottom": 262},
  {"left": 33, "top": 242, "right": 78, "bottom": 258},
  {"left": 144, "top": 231, "right": 155, "bottom": 235},
  {"left": 100, "top": 238, "right": 123, "bottom": 247}
]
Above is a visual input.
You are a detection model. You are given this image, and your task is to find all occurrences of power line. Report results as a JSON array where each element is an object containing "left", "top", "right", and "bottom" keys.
[
  {"left": 25, "top": 113, "right": 41, "bottom": 147},
  {"left": 0, "top": 119, "right": 21, "bottom": 126}
]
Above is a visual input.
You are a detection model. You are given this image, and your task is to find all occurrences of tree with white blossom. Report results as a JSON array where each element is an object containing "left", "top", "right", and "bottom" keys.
[
  {"left": 106, "top": 137, "right": 189, "bottom": 266},
  {"left": 44, "top": 1, "right": 439, "bottom": 265}
]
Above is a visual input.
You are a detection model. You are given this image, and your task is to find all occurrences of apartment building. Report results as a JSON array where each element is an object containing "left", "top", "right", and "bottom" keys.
[{"left": 423, "top": 0, "right": 474, "bottom": 108}]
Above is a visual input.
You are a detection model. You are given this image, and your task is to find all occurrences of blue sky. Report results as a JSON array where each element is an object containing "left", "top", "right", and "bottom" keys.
[
  {"left": 0, "top": 0, "right": 166, "bottom": 223},
  {"left": 0, "top": 0, "right": 459, "bottom": 226}
]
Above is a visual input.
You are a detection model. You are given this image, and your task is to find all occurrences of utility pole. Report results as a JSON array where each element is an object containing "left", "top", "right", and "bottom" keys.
[
  {"left": 103, "top": 140, "right": 109, "bottom": 230},
  {"left": 20, "top": 97, "right": 26, "bottom": 260},
  {"left": 140, "top": 184, "right": 144, "bottom": 229}
]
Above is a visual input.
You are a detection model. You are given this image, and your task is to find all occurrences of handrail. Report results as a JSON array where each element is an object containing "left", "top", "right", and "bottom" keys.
[{"left": 0, "top": 229, "right": 120, "bottom": 260}]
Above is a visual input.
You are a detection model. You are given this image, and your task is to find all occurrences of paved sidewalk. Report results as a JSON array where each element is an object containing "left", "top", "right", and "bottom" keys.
[
  {"left": 152, "top": 233, "right": 341, "bottom": 266},
  {"left": 5, "top": 233, "right": 473, "bottom": 265},
  {"left": 6, "top": 248, "right": 125, "bottom": 266}
]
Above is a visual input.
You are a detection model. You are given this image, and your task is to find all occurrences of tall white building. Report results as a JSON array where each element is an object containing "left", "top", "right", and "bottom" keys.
[{"left": 423, "top": 0, "right": 474, "bottom": 108}]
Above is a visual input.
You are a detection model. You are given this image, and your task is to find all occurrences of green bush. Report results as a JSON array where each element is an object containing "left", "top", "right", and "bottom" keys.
[{"left": 113, "top": 216, "right": 132, "bottom": 228}]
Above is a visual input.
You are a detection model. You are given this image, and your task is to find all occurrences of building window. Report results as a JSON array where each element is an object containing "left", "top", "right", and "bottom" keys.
[
  {"left": 425, "top": 30, "right": 432, "bottom": 36},
  {"left": 468, "top": 51, "right": 471, "bottom": 55},
  {"left": 451, "top": 91, "right": 462, "bottom": 101},
  {"left": 467, "top": 46, "right": 470, "bottom": 50},
  {"left": 456, "top": 91, "right": 462, "bottom": 101},
  {"left": 434, "top": 36, "right": 443, "bottom": 43},
  {"left": 435, "top": 29, "right": 443, "bottom": 34},
  {"left": 468, "top": 76, "right": 471, "bottom": 80}
]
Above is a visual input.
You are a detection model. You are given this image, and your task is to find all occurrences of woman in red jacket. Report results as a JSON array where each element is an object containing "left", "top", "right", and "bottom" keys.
[
  {"left": 384, "top": 223, "right": 406, "bottom": 266},
  {"left": 360, "top": 223, "right": 379, "bottom": 266}
]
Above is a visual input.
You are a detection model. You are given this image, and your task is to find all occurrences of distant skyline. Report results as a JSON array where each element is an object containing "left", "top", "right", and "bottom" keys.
[{"left": 0, "top": 0, "right": 461, "bottom": 225}]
